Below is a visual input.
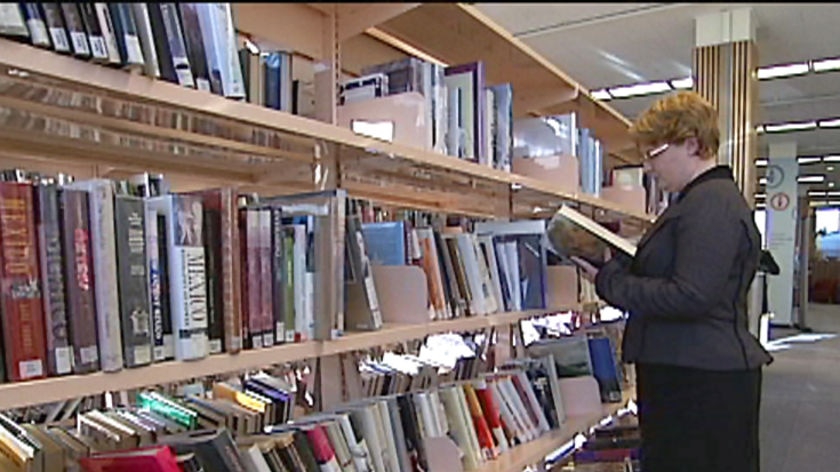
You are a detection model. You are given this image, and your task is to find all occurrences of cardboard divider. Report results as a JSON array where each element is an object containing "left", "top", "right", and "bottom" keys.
[
  {"left": 372, "top": 265, "right": 431, "bottom": 325},
  {"left": 423, "top": 436, "right": 465, "bottom": 472}
]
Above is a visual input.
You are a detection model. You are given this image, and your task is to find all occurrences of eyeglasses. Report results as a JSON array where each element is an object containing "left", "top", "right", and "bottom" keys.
[{"left": 644, "top": 143, "right": 670, "bottom": 161}]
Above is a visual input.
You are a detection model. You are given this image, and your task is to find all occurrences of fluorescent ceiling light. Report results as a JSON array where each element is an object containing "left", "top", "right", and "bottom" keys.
[
  {"left": 828, "top": 166, "right": 835, "bottom": 171},
  {"left": 813, "top": 58, "right": 840, "bottom": 72},
  {"left": 830, "top": 182, "right": 837, "bottom": 188},
  {"left": 756, "top": 126, "right": 765, "bottom": 135},
  {"left": 756, "top": 203, "right": 766, "bottom": 209},
  {"left": 757, "top": 63, "right": 809, "bottom": 80},
  {"left": 828, "top": 191, "right": 840, "bottom": 196},
  {"left": 763, "top": 121, "right": 817, "bottom": 133},
  {"left": 809, "top": 191, "right": 827, "bottom": 197},
  {"left": 591, "top": 89, "right": 612, "bottom": 100},
  {"left": 755, "top": 193, "right": 766, "bottom": 199},
  {"left": 798, "top": 156, "right": 822, "bottom": 164},
  {"left": 670, "top": 77, "right": 693, "bottom": 89},
  {"left": 608, "top": 81, "right": 671, "bottom": 99},
  {"left": 818, "top": 118, "right": 840, "bottom": 128},
  {"left": 798, "top": 175, "right": 826, "bottom": 183},
  {"left": 759, "top": 177, "right": 767, "bottom": 185},
  {"left": 756, "top": 159, "right": 768, "bottom": 166},
  {"left": 831, "top": 201, "right": 840, "bottom": 206},
  {"left": 824, "top": 155, "right": 840, "bottom": 162}
]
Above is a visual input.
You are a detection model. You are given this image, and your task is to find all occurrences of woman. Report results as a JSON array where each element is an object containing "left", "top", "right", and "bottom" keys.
[{"left": 573, "top": 91, "right": 773, "bottom": 472}]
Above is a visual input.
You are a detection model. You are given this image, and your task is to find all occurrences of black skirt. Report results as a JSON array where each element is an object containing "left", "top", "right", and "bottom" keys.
[{"left": 635, "top": 363, "right": 762, "bottom": 472}]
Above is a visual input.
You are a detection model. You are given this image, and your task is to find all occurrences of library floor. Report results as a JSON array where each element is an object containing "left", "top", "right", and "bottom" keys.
[{"left": 761, "top": 303, "right": 840, "bottom": 472}]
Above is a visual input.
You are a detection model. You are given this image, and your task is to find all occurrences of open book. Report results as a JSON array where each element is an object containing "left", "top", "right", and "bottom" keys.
[{"left": 545, "top": 204, "right": 637, "bottom": 268}]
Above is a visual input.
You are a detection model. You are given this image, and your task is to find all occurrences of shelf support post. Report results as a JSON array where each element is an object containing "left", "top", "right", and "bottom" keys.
[{"left": 693, "top": 8, "right": 759, "bottom": 206}]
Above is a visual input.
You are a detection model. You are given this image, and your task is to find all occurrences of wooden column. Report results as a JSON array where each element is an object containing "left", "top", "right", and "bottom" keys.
[{"left": 693, "top": 8, "right": 759, "bottom": 207}]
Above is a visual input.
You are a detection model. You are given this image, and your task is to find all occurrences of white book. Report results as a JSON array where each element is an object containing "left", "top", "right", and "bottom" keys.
[
  {"left": 146, "top": 195, "right": 209, "bottom": 361},
  {"left": 219, "top": 3, "right": 246, "bottom": 98},
  {"left": 478, "top": 235, "right": 506, "bottom": 314},
  {"left": 493, "top": 378, "right": 532, "bottom": 442},
  {"left": 454, "top": 385, "right": 484, "bottom": 467},
  {"left": 241, "top": 443, "right": 272, "bottom": 472},
  {"left": 64, "top": 180, "right": 123, "bottom": 372},
  {"left": 335, "top": 412, "right": 372, "bottom": 472},
  {"left": 455, "top": 234, "right": 489, "bottom": 316},
  {"left": 515, "top": 370, "right": 551, "bottom": 433},
  {"left": 439, "top": 387, "right": 480, "bottom": 470},
  {"left": 473, "top": 378, "right": 510, "bottom": 453},
  {"left": 352, "top": 405, "right": 387, "bottom": 472},
  {"left": 484, "top": 88, "right": 495, "bottom": 167},
  {"left": 93, "top": 3, "right": 121, "bottom": 65},
  {"left": 132, "top": 3, "right": 160, "bottom": 78},
  {"left": 504, "top": 241, "right": 522, "bottom": 311},
  {"left": 374, "top": 400, "right": 400, "bottom": 472},
  {"left": 501, "top": 377, "right": 538, "bottom": 440}
]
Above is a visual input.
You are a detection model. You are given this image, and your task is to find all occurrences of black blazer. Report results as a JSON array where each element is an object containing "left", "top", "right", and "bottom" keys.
[{"left": 595, "top": 166, "right": 773, "bottom": 370}]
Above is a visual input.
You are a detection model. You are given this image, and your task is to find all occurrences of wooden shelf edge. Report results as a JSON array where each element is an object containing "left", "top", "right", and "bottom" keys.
[
  {"left": 0, "top": 308, "right": 579, "bottom": 410},
  {"left": 474, "top": 389, "right": 634, "bottom": 472}
]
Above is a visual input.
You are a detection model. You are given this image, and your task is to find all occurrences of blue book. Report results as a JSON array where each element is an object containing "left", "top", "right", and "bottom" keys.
[
  {"left": 588, "top": 336, "right": 623, "bottom": 403},
  {"left": 362, "top": 221, "right": 407, "bottom": 265}
]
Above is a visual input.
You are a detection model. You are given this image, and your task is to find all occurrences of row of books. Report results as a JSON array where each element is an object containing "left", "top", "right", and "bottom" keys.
[
  {"left": 0, "top": 339, "right": 623, "bottom": 471},
  {"left": 340, "top": 57, "right": 513, "bottom": 172},
  {"left": 357, "top": 215, "right": 553, "bottom": 323},
  {"left": 0, "top": 3, "right": 302, "bottom": 113}
]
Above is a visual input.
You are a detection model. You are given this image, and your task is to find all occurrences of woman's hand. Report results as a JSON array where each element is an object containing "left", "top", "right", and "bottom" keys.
[{"left": 571, "top": 256, "right": 599, "bottom": 283}]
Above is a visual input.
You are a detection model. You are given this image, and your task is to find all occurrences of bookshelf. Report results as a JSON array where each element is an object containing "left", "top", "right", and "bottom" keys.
[
  {"left": 0, "top": 38, "right": 653, "bottom": 223},
  {"left": 0, "top": 307, "right": 577, "bottom": 410}
]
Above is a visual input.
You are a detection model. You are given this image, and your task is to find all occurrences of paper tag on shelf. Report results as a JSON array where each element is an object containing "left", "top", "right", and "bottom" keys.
[{"left": 70, "top": 32, "right": 90, "bottom": 56}]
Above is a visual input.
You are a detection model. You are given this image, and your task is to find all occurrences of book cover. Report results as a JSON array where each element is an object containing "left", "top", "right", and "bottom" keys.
[
  {"left": 239, "top": 207, "right": 263, "bottom": 349},
  {"left": 93, "top": 3, "right": 122, "bottom": 65},
  {"left": 146, "top": 3, "right": 195, "bottom": 87},
  {"left": 257, "top": 209, "right": 274, "bottom": 346},
  {"left": 39, "top": 3, "right": 70, "bottom": 53},
  {"left": 177, "top": 3, "right": 213, "bottom": 92},
  {"left": 64, "top": 179, "right": 123, "bottom": 372},
  {"left": 113, "top": 193, "right": 153, "bottom": 368},
  {"left": 18, "top": 4, "right": 50, "bottom": 48},
  {"left": 0, "top": 182, "right": 47, "bottom": 381},
  {"left": 131, "top": 3, "right": 160, "bottom": 78},
  {"left": 60, "top": 188, "right": 100, "bottom": 374},
  {"left": 107, "top": 3, "right": 145, "bottom": 68},
  {"left": 545, "top": 204, "right": 636, "bottom": 268},
  {"left": 76, "top": 3, "right": 108, "bottom": 61},
  {"left": 344, "top": 211, "right": 382, "bottom": 331},
  {"left": 34, "top": 183, "right": 72, "bottom": 376},
  {"left": 0, "top": 4, "right": 28, "bottom": 38},
  {"left": 59, "top": 3, "right": 90, "bottom": 58}
]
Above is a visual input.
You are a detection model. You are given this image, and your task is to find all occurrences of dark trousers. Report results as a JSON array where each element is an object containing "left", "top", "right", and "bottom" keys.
[{"left": 636, "top": 363, "right": 762, "bottom": 472}]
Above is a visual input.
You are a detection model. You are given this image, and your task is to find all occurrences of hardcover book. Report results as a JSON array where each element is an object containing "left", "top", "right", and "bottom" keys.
[{"left": 545, "top": 204, "right": 636, "bottom": 268}]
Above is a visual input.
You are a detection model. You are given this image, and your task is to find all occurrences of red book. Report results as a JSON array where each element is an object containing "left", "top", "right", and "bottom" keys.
[
  {"left": 304, "top": 424, "right": 341, "bottom": 471},
  {"left": 80, "top": 445, "right": 181, "bottom": 472},
  {"left": 0, "top": 182, "right": 48, "bottom": 381}
]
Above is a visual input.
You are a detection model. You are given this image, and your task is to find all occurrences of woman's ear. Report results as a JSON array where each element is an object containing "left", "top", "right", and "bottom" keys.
[{"left": 685, "top": 136, "right": 701, "bottom": 158}]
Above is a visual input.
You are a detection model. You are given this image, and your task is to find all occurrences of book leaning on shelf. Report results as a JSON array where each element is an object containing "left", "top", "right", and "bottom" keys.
[{"left": 545, "top": 204, "right": 637, "bottom": 269}]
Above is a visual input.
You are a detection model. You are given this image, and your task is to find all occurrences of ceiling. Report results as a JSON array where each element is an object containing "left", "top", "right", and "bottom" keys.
[{"left": 475, "top": 3, "right": 840, "bottom": 197}]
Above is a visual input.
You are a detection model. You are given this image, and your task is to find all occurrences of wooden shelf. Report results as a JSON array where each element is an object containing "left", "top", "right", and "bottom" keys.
[
  {"left": 374, "top": 3, "right": 637, "bottom": 163},
  {"left": 0, "top": 308, "right": 577, "bottom": 410},
  {"left": 0, "top": 38, "right": 651, "bottom": 222},
  {"left": 475, "top": 390, "right": 634, "bottom": 472}
]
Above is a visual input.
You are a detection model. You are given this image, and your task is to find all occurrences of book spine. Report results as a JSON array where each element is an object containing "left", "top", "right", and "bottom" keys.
[
  {"left": 146, "top": 3, "right": 191, "bottom": 87},
  {"left": 93, "top": 3, "right": 122, "bottom": 65},
  {"left": 165, "top": 196, "right": 209, "bottom": 361},
  {"left": 162, "top": 3, "right": 194, "bottom": 86},
  {"left": 219, "top": 189, "right": 242, "bottom": 353},
  {"left": 39, "top": 3, "right": 71, "bottom": 53},
  {"left": 61, "top": 189, "right": 100, "bottom": 374},
  {"left": 0, "top": 4, "right": 29, "bottom": 38},
  {"left": 72, "top": 180, "right": 123, "bottom": 372},
  {"left": 264, "top": 52, "right": 282, "bottom": 110},
  {"left": 143, "top": 199, "right": 166, "bottom": 362},
  {"left": 34, "top": 184, "right": 72, "bottom": 376},
  {"left": 200, "top": 193, "right": 224, "bottom": 354},
  {"left": 177, "top": 3, "right": 213, "bottom": 92},
  {"left": 270, "top": 209, "right": 288, "bottom": 344},
  {"left": 113, "top": 195, "right": 152, "bottom": 368},
  {"left": 282, "top": 228, "right": 296, "bottom": 344},
  {"left": 240, "top": 209, "right": 262, "bottom": 348},
  {"left": 219, "top": 3, "right": 246, "bottom": 99},
  {"left": 131, "top": 3, "right": 160, "bottom": 78},
  {"left": 77, "top": 3, "right": 109, "bottom": 61},
  {"left": 59, "top": 3, "right": 91, "bottom": 58},
  {"left": 0, "top": 182, "right": 47, "bottom": 381},
  {"left": 157, "top": 211, "right": 175, "bottom": 360},
  {"left": 19, "top": 4, "right": 50, "bottom": 48},
  {"left": 258, "top": 209, "right": 274, "bottom": 346},
  {"left": 107, "top": 3, "right": 144, "bottom": 67}
]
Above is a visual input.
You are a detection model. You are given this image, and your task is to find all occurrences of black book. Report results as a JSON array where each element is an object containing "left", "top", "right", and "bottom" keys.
[
  {"left": 113, "top": 191, "right": 153, "bottom": 368},
  {"left": 39, "top": 3, "right": 70, "bottom": 53},
  {"left": 76, "top": 3, "right": 108, "bottom": 61},
  {"left": 146, "top": 3, "right": 195, "bottom": 87},
  {"left": 177, "top": 4, "right": 213, "bottom": 93},
  {"left": 18, "top": 3, "right": 50, "bottom": 47},
  {"left": 200, "top": 196, "right": 224, "bottom": 354},
  {"left": 107, "top": 3, "right": 144, "bottom": 68},
  {"left": 34, "top": 182, "right": 72, "bottom": 377},
  {"left": 156, "top": 213, "right": 174, "bottom": 361},
  {"left": 270, "top": 208, "right": 290, "bottom": 344},
  {"left": 59, "top": 3, "right": 90, "bottom": 58}
]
